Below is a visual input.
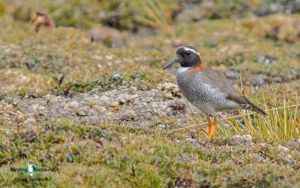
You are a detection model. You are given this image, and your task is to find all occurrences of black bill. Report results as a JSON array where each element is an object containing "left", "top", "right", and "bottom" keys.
[{"left": 162, "top": 59, "right": 178, "bottom": 70}]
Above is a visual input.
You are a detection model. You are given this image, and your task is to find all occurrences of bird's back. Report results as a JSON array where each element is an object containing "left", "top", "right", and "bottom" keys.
[
  {"left": 177, "top": 67, "right": 266, "bottom": 115},
  {"left": 176, "top": 67, "right": 239, "bottom": 115}
]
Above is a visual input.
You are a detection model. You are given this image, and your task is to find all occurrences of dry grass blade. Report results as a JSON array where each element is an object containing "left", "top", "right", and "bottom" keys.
[
  {"left": 169, "top": 103, "right": 300, "bottom": 143},
  {"left": 0, "top": 128, "right": 17, "bottom": 133},
  {"left": 135, "top": 0, "right": 176, "bottom": 40}
]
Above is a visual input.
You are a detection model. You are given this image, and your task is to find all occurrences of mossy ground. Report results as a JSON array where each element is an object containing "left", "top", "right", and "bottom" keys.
[
  {"left": 0, "top": 1, "right": 300, "bottom": 187},
  {"left": 2, "top": 121, "right": 300, "bottom": 187}
]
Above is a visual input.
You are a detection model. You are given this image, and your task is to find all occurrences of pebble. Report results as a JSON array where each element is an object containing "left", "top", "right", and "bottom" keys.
[
  {"left": 280, "top": 154, "right": 295, "bottom": 166},
  {"left": 275, "top": 145, "right": 289, "bottom": 153},
  {"left": 272, "top": 76, "right": 283, "bottom": 83},
  {"left": 229, "top": 135, "right": 253, "bottom": 145},
  {"left": 159, "top": 82, "right": 181, "bottom": 99},
  {"left": 76, "top": 110, "right": 88, "bottom": 117},
  {"left": 225, "top": 70, "right": 240, "bottom": 80},
  {"left": 111, "top": 73, "right": 122, "bottom": 79},
  {"left": 253, "top": 73, "right": 268, "bottom": 86},
  {"left": 256, "top": 55, "right": 273, "bottom": 65},
  {"left": 69, "top": 100, "right": 79, "bottom": 108},
  {"left": 259, "top": 143, "right": 270, "bottom": 149}
]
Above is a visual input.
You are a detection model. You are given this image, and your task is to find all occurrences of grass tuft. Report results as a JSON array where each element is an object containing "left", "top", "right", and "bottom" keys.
[
  {"left": 170, "top": 99, "right": 300, "bottom": 144},
  {"left": 219, "top": 101, "right": 300, "bottom": 143}
]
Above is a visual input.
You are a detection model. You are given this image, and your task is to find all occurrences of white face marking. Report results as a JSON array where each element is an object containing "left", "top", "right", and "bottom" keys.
[
  {"left": 182, "top": 47, "right": 200, "bottom": 56},
  {"left": 178, "top": 67, "right": 189, "bottom": 73}
]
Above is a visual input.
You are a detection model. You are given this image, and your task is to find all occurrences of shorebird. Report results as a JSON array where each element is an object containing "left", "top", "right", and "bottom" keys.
[
  {"left": 31, "top": 12, "right": 55, "bottom": 32},
  {"left": 163, "top": 46, "right": 266, "bottom": 138}
]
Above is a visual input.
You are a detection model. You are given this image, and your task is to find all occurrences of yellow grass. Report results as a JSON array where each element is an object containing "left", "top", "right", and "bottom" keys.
[{"left": 169, "top": 101, "right": 300, "bottom": 143}]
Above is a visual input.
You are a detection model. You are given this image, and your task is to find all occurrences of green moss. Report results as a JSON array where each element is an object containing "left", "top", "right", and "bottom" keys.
[{"left": 1, "top": 119, "right": 300, "bottom": 187}]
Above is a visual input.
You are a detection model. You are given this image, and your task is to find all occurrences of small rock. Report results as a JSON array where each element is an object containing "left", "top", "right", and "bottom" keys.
[
  {"left": 89, "top": 26, "right": 127, "bottom": 47},
  {"left": 272, "top": 76, "right": 283, "bottom": 83},
  {"left": 175, "top": 2, "right": 212, "bottom": 23},
  {"left": 159, "top": 83, "right": 181, "bottom": 99},
  {"left": 252, "top": 73, "right": 268, "bottom": 87},
  {"left": 288, "top": 139, "right": 300, "bottom": 148},
  {"left": 256, "top": 4, "right": 285, "bottom": 16},
  {"left": 76, "top": 110, "right": 88, "bottom": 117},
  {"left": 120, "top": 110, "right": 137, "bottom": 121},
  {"left": 163, "top": 92, "right": 173, "bottom": 99},
  {"left": 135, "top": 26, "right": 155, "bottom": 37},
  {"left": 251, "top": 153, "right": 267, "bottom": 162},
  {"left": 157, "top": 123, "right": 169, "bottom": 129},
  {"left": 109, "top": 101, "right": 119, "bottom": 107},
  {"left": 5, "top": 130, "right": 12, "bottom": 135},
  {"left": 256, "top": 55, "right": 273, "bottom": 65},
  {"left": 118, "top": 94, "right": 137, "bottom": 105},
  {"left": 99, "top": 95, "right": 111, "bottom": 105},
  {"left": 185, "top": 137, "right": 197, "bottom": 143},
  {"left": 32, "top": 104, "right": 46, "bottom": 114},
  {"left": 259, "top": 143, "right": 270, "bottom": 149},
  {"left": 69, "top": 101, "right": 79, "bottom": 109},
  {"left": 225, "top": 70, "right": 239, "bottom": 80},
  {"left": 229, "top": 134, "right": 253, "bottom": 145},
  {"left": 26, "top": 60, "right": 36, "bottom": 69},
  {"left": 12, "top": 101, "right": 18, "bottom": 107},
  {"left": 280, "top": 154, "right": 295, "bottom": 166},
  {"left": 111, "top": 73, "right": 122, "bottom": 80},
  {"left": 275, "top": 145, "right": 289, "bottom": 153},
  {"left": 24, "top": 117, "right": 37, "bottom": 125},
  {"left": 159, "top": 83, "right": 178, "bottom": 90},
  {"left": 290, "top": 69, "right": 300, "bottom": 80}
]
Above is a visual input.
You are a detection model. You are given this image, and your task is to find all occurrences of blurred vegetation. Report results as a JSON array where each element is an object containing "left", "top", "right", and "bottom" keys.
[
  {"left": 0, "top": 0, "right": 299, "bottom": 30},
  {"left": 0, "top": 0, "right": 178, "bottom": 30}
]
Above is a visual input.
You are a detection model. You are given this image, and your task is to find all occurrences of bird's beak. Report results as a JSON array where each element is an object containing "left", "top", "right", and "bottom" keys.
[{"left": 162, "top": 58, "right": 179, "bottom": 70}]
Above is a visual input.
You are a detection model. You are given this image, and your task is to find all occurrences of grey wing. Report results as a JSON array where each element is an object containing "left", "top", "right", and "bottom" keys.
[
  {"left": 202, "top": 68, "right": 267, "bottom": 115},
  {"left": 201, "top": 68, "right": 242, "bottom": 97}
]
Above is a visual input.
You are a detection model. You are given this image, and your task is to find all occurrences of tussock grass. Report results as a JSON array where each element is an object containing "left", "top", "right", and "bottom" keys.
[
  {"left": 219, "top": 101, "right": 300, "bottom": 143},
  {"left": 170, "top": 95, "right": 300, "bottom": 144},
  {"left": 135, "top": 0, "right": 176, "bottom": 40}
]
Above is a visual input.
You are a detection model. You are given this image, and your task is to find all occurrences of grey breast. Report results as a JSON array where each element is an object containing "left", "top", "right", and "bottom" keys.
[{"left": 176, "top": 67, "right": 239, "bottom": 115}]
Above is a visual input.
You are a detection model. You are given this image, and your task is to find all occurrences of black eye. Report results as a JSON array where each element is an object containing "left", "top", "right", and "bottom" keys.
[{"left": 185, "top": 51, "right": 191, "bottom": 55}]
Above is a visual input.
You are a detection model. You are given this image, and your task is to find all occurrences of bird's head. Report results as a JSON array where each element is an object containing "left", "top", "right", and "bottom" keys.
[{"left": 163, "top": 46, "right": 201, "bottom": 69}]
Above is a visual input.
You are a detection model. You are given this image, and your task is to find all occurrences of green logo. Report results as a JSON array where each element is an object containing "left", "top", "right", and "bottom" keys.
[{"left": 10, "top": 162, "right": 54, "bottom": 177}]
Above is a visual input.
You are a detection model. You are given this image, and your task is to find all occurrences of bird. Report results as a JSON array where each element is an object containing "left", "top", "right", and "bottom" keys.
[
  {"left": 163, "top": 46, "right": 267, "bottom": 138},
  {"left": 31, "top": 12, "right": 55, "bottom": 32}
]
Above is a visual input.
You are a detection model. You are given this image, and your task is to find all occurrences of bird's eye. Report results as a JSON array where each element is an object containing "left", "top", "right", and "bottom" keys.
[{"left": 185, "top": 51, "right": 191, "bottom": 55}]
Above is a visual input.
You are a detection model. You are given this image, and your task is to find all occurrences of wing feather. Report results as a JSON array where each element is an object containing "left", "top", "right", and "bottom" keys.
[{"left": 201, "top": 68, "right": 267, "bottom": 115}]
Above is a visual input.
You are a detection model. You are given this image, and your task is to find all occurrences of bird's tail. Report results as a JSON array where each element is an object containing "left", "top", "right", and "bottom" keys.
[{"left": 244, "top": 98, "right": 267, "bottom": 116}]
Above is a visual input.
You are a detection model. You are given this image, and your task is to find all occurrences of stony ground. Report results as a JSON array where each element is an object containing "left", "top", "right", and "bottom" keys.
[
  {"left": 0, "top": 0, "right": 300, "bottom": 187},
  {"left": 1, "top": 82, "right": 196, "bottom": 129}
]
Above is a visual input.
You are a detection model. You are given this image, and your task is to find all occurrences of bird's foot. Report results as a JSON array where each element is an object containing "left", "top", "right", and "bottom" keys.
[{"left": 207, "top": 116, "right": 218, "bottom": 139}]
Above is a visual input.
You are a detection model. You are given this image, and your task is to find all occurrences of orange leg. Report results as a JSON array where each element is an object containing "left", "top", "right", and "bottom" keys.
[{"left": 207, "top": 116, "right": 218, "bottom": 138}]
